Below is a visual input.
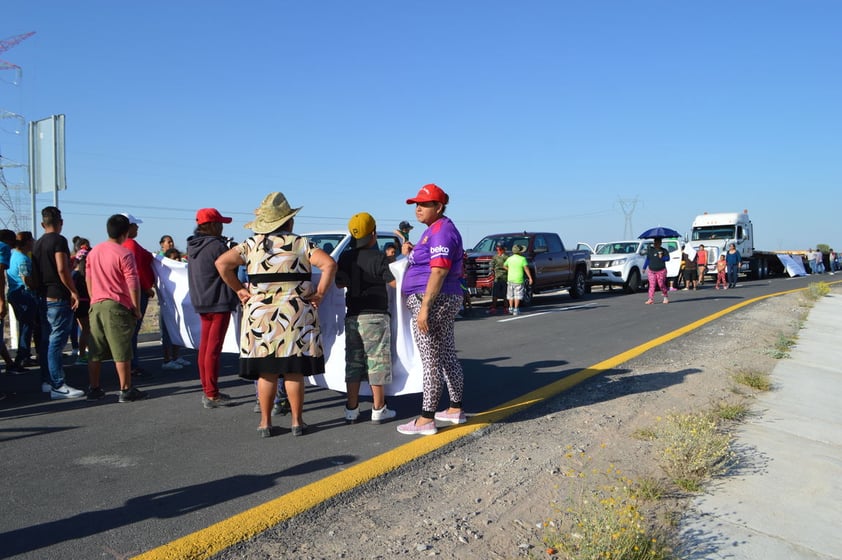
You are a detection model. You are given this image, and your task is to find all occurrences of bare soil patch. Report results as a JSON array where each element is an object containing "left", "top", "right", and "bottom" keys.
[{"left": 214, "top": 291, "right": 807, "bottom": 560}]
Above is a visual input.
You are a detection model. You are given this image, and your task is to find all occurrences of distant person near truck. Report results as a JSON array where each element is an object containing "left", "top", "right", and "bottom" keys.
[
  {"left": 504, "top": 244, "right": 533, "bottom": 316},
  {"left": 487, "top": 243, "right": 509, "bottom": 314},
  {"left": 696, "top": 244, "right": 708, "bottom": 285},
  {"left": 725, "top": 243, "right": 741, "bottom": 288},
  {"left": 715, "top": 254, "right": 727, "bottom": 289},
  {"left": 643, "top": 237, "right": 670, "bottom": 305}
]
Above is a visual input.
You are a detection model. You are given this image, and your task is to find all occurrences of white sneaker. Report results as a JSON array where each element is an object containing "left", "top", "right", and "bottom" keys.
[
  {"left": 42, "top": 382, "right": 53, "bottom": 393},
  {"left": 162, "top": 360, "right": 183, "bottom": 370},
  {"left": 371, "top": 405, "right": 397, "bottom": 424},
  {"left": 344, "top": 406, "right": 360, "bottom": 424},
  {"left": 50, "top": 384, "right": 85, "bottom": 400},
  {"left": 174, "top": 357, "right": 191, "bottom": 366}
]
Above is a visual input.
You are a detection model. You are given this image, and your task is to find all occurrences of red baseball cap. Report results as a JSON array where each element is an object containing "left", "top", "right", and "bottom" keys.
[
  {"left": 196, "top": 208, "right": 233, "bottom": 225},
  {"left": 406, "top": 183, "right": 449, "bottom": 205}
]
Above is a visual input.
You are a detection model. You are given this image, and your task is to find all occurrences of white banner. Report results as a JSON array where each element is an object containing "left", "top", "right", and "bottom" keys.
[
  {"left": 777, "top": 254, "right": 807, "bottom": 277},
  {"left": 152, "top": 256, "right": 423, "bottom": 396}
]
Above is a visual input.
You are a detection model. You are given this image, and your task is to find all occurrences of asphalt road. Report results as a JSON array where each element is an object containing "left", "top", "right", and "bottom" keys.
[{"left": 0, "top": 275, "right": 817, "bottom": 560}]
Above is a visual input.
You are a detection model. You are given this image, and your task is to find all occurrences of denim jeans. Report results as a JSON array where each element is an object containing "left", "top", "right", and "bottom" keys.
[
  {"left": 39, "top": 299, "right": 74, "bottom": 389},
  {"left": 131, "top": 291, "right": 150, "bottom": 369},
  {"left": 8, "top": 289, "right": 39, "bottom": 363}
]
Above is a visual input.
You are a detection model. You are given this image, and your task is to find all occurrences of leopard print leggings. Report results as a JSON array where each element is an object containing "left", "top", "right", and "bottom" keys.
[{"left": 406, "top": 293, "right": 464, "bottom": 416}]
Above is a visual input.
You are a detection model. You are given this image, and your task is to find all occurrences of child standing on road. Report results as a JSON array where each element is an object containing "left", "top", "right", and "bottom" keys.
[
  {"left": 504, "top": 245, "right": 533, "bottom": 316},
  {"left": 715, "top": 254, "right": 727, "bottom": 289}
]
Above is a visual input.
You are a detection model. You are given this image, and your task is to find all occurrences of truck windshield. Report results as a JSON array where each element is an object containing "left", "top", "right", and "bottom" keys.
[
  {"left": 692, "top": 226, "right": 735, "bottom": 242},
  {"left": 473, "top": 236, "right": 530, "bottom": 253},
  {"left": 596, "top": 242, "right": 638, "bottom": 255},
  {"left": 306, "top": 234, "right": 345, "bottom": 253}
]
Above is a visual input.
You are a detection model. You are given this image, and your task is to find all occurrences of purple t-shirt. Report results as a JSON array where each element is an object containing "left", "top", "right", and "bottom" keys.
[{"left": 402, "top": 216, "right": 464, "bottom": 296}]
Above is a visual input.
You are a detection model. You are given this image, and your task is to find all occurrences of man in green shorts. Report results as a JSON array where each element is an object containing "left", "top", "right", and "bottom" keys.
[
  {"left": 84, "top": 214, "right": 147, "bottom": 403},
  {"left": 336, "top": 212, "right": 397, "bottom": 424},
  {"left": 504, "top": 244, "right": 533, "bottom": 316}
]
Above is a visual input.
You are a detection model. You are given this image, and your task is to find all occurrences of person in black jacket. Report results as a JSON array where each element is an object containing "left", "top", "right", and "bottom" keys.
[{"left": 186, "top": 208, "right": 238, "bottom": 408}]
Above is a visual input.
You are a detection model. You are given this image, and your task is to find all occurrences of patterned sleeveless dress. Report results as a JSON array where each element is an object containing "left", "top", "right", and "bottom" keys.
[{"left": 235, "top": 233, "right": 325, "bottom": 379}]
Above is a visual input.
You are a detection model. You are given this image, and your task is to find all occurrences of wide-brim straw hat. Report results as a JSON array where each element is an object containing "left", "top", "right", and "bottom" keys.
[{"left": 244, "top": 192, "right": 302, "bottom": 234}]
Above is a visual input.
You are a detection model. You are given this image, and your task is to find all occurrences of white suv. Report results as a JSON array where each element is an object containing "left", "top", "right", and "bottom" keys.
[
  {"left": 587, "top": 239, "right": 683, "bottom": 293},
  {"left": 303, "top": 231, "right": 403, "bottom": 259}
]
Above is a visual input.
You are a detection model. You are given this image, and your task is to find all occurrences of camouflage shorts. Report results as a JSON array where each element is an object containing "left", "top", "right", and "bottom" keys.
[{"left": 345, "top": 313, "right": 392, "bottom": 386}]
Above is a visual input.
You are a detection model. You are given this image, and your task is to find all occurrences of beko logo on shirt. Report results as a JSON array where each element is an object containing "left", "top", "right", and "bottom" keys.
[{"left": 430, "top": 245, "right": 450, "bottom": 257}]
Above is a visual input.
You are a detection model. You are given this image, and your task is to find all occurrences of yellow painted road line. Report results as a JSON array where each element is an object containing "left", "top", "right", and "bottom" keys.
[{"left": 133, "top": 285, "right": 817, "bottom": 560}]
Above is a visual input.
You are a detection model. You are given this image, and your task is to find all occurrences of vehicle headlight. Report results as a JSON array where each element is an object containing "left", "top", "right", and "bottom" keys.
[{"left": 609, "top": 257, "right": 627, "bottom": 267}]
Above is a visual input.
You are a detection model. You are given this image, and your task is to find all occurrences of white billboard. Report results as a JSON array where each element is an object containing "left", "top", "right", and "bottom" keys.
[{"left": 29, "top": 114, "right": 66, "bottom": 193}]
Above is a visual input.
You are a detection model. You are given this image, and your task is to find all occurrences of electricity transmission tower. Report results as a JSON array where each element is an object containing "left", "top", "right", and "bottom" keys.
[
  {"left": 619, "top": 196, "right": 639, "bottom": 239},
  {"left": 0, "top": 32, "right": 36, "bottom": 229}
]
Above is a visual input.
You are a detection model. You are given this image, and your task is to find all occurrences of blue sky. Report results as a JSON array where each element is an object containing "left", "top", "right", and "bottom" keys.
[{"left": 2, "top": 1, "right": 840, "bottom": 253}]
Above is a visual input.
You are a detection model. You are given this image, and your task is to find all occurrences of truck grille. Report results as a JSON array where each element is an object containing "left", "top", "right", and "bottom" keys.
[{"left": 465, "top": 256, "right": 492, "bottom": 287}]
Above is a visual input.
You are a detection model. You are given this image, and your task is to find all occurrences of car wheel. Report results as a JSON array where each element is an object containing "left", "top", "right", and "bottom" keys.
[
  {"left": 624, "top": 269, "right": 641, "bottom": 294},
  {"left": 568, "top": 269, "right": 586, "bottom": 299}
]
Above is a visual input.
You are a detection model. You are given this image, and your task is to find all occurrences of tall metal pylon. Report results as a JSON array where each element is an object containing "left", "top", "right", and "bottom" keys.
[
  {"left": 619, "top": 196, "right": 639, "bottom": 239},
  {"left": 0, "top": 32, "right": 36, "bottom": 230}
]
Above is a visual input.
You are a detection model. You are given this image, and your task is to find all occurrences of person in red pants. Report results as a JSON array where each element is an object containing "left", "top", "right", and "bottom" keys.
[{"left": 186, "top": 208, "right": 238, "bottom": 408}]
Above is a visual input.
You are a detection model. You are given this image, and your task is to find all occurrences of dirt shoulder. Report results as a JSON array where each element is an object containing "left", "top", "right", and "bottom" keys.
[{"left": 214, "top": 291, "right": 807, "bottom": 560}]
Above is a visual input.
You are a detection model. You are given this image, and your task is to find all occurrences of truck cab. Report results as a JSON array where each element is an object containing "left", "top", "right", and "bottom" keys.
[
  {"left": 690, "top": 211, "right": 754, "bottom": 275},
  {"left": 690, "top": 210, "right": 777, "bottom": 279}
]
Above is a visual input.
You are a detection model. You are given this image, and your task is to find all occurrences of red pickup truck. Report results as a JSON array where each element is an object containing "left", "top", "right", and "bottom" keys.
[{"left": 465, "top": 232, "right": 591, "bottom": 305}]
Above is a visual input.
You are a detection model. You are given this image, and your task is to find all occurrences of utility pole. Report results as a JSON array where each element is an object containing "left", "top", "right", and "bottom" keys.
[{"left": 619, "top": 196, "right": 639, "bottom": 239}]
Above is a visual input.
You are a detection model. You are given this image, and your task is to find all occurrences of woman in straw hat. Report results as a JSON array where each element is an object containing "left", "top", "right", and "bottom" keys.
[{"left": 216, "top": 192, "right": 337, "bottom": 437}]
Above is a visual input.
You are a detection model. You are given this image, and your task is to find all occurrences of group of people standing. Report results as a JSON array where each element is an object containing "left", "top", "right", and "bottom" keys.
[
  {"left": 208, "top": 183, "right": 467, "bottom": 437},
  {"left": 0, "top": 207, "right": 149, "bottom": 402},
  {"left": 2, "top": 184, "right": 469, "bottom": 440},
  {"left": 643, "top": 239, "right": 743, "bottom": 304}
]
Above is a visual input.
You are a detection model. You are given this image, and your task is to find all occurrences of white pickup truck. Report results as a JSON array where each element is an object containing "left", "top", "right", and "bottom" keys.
[{"left": 586, "top": 238, "right": 683, "bottom": 293}]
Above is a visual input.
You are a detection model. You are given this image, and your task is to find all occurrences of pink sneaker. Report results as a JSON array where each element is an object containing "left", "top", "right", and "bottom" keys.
[
  {"left": 397, "top": 419, "right": 438, "bottom": 436},
  {"left": 434, "top": 409, "right": 467, "bottom": 425}
]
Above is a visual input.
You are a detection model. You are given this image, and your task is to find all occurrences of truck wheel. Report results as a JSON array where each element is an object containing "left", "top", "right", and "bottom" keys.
[
  {"left": 624, "top": 269, "right": 641, "bottom": 294},
  {"left": 569, "top": 270, "right": 586, "bottom": 299}
]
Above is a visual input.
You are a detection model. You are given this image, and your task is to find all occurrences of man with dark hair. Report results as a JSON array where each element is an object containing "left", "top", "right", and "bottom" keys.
[
  {"left": 85, "top": 214, "right": 146, "bottom": 402},
  {"left": 32, "top": 206, "right": 84, "bottom": 399},
  {"left": 394, "top": 220, "right": 414, "bottom": 245}
]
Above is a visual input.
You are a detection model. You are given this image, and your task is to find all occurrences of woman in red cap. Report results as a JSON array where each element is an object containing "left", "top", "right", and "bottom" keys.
[{"left": 397, "top": 184, "right": 467, "bottom": 435}]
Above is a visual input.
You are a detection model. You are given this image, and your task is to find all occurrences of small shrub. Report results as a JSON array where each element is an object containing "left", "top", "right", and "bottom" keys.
[
  {"left": 632, "top": 427, "right": 658, "bottom": 441},
  {"left": 633, "top": 477, "right": 666, "bottom": 501},
  {"left": 768, "top": 333, "right": 796, "bottom": 359},
  {"left": 732, "top": 369, "right": 772, "bottom": 391},
  {"left": 712, "top": 400, "right": 749, "bottom": 422},
  {"left": 655, "top": 412, "right": 734, "bottom": 492},
  {"left": 542, "top": 470, "right": 675, "bottom": 560},
  {"left": 805, "top": 282, "right": 831, "bottom": 301}
]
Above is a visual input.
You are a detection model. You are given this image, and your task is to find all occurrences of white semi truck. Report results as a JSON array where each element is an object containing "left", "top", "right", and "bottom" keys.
[{"left": 689, "top": 210, "right": 785, "bottom": 280}]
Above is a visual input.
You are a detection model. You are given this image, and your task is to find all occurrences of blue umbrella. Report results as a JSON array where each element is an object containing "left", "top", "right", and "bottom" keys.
[{"left": 638, "top": 226, "right": 681, "bottom": 239}]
